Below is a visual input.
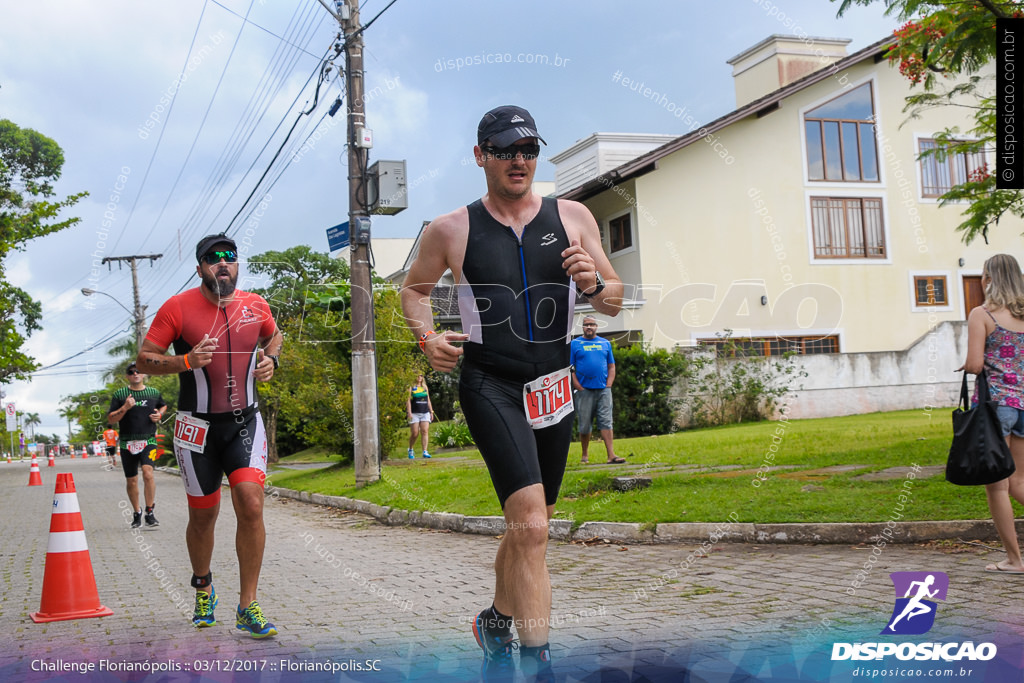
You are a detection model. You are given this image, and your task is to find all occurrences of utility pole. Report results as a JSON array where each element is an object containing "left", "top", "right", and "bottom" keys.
[
  {"left": 100, "top": 254, "right": 163, "bottom": 351},
  {"left": 341, "top": 0, "right": 381, "bottom": 485}
]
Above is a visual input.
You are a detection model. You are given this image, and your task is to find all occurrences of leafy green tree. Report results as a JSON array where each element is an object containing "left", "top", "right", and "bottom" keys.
[
  {"left": 246, "top": 246, "right": 420, "bottom": 462},
  {"left": 834, "top": 0, "right": 1023, "bottom": 243},
  {"left": 0, "top": 119, "right": 86, "bottom": 381}
]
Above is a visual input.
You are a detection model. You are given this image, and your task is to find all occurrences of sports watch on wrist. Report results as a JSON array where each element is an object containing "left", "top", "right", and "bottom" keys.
[
  {"left": 266, "top": 354, "right": 280, "bottom": 370},
  {"left": 582, "top": 270, "right": 606, "bottom": 298}
]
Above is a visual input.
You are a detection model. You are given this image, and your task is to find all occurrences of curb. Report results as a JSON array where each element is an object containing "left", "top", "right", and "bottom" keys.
[{"left": 259, "top": 479, "right": 1005, "bottom": 545}]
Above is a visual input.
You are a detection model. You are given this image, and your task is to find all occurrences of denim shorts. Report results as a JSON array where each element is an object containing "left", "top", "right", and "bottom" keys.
[
  {"left": 575, "top": 387, "right": 613, "bottom": 434},
  {"left": 996, "top": 405, "right": 1024, "bottom": 437}
]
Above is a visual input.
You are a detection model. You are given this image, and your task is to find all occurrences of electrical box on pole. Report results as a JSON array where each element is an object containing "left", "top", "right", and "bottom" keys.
[{"left": 368, "top": 160, "right": 408, "bottom": 215}]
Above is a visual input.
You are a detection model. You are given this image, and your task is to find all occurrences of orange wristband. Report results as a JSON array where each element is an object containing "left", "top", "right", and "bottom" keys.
[
  {"left": 418, "top": 331, "right": 438, "bottom": 352},
  {"left": 183, "top": 352, "right": 191, "bottom": 370}
]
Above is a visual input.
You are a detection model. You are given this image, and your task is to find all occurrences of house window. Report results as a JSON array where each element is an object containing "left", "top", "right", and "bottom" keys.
[
  {"left": 804, "top": 83, "right": 879, "bottom": 182},
  {"left": 698, "top": 335, "right": 839, "bottom": 357},
  {"left": 810, "top": 197, "right": 885, "bottom": 258},
  {"left": 919, "top": 138, "right": 986, "bottom": 197},
  {"left": 608, "top": 214, "right": 632, "bottom": 253},
  {"left": 914, "top": 275, "right": 948, "bottom": 306}
]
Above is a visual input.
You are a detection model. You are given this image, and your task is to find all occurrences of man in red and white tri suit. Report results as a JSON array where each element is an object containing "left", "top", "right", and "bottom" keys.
[{"left": 137, "top": 233, "right": 283, "bottom": 637}]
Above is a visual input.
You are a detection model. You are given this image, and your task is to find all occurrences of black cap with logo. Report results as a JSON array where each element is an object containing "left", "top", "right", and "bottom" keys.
[{"left": 477, "top": 105, "right": 547, "bottom": 147}]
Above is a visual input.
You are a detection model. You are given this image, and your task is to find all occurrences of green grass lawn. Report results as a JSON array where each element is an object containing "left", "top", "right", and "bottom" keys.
[{"left": 267, "top": 408, "right": 990, "bottom": 524}]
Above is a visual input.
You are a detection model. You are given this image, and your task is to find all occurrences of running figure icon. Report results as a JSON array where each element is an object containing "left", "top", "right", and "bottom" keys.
[{"left": 886, "top": 574, "right": 938, "bottom": 632}]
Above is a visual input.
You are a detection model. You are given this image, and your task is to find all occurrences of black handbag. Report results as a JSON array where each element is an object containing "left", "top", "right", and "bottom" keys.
[{"left": 946, "top": 370, "right": 1016, "bottom": 486}]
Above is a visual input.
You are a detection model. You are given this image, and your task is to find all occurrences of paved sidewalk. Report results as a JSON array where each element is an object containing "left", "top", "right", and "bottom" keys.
[{"left": 1, "top": 457, "right": 1022, "bottom": 682}]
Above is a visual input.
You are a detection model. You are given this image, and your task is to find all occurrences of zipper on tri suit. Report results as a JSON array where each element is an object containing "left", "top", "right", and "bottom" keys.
[
  {"left": 221, "top": 306, "right": 233, "bottom": 407},
  {"left": 512, "top": 229, "right": 535, "bottom": 342}
]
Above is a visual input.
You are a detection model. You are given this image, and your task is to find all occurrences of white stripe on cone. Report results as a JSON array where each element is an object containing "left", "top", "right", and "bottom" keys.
[
  {"left": 52, "top": 492, "right": 80, "bottom": 514},
  {"left": 47, "top": 530, "right": 89, "bottom": 554}
]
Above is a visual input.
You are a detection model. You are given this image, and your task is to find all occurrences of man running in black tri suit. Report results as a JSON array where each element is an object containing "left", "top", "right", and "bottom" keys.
[
  {"left": 108, "top": 362, "right": 167, "bottom": 528},
  {"left": 137, "top": 233, "right": 284, "bottom": 638},
  {"left": 401, "top": 105, "right": 623, "bottom": 681}
]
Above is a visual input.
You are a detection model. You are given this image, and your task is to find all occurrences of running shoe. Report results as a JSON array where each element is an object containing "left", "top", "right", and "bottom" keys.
[
  {"left": 192, "top": 587, "right": 218, "bottom": 628},
  {"left": 473, "top": 610, "right": 516, "bottom": 676},
  {"left": 408, "top": 448, "right": 415, "bottom": 459},
  {"left": 130, "top": 511, "right": 142, "bottom": 529},
  {"left": 236, "top": 601, "right": 277, "bottom": 638},
  {"left": 144, "top": 506, "right": 159, "bottom": 527},
  {"left": 422, "top": 450, "right": 431, "bottom": 459},
  {"left": 520, "top": 644, "right": 554, "bottom": 683}
]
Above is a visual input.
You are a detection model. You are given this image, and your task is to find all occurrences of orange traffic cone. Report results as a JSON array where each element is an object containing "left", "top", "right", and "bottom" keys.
[
  {"left": 27, "top": 458, "right": 42, "bottom": 486},
  {"left": 81, "top": 445, "right": 88, "bottom": 459},
  {"left": 31, "top": 473, "right": 113, "bottom": 622},
  {"left": 47, "top": 450, "right": 55, "bottom": 467}
]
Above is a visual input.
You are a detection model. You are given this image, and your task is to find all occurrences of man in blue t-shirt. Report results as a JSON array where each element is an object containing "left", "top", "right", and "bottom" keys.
[{"left": 570, "top": 315, "right": 624, "bottom": 464}]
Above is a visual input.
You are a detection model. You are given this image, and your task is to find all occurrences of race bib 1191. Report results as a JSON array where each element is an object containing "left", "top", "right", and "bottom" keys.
[{"left": 174, "top": 414, "right": 210, "bottom": 453}]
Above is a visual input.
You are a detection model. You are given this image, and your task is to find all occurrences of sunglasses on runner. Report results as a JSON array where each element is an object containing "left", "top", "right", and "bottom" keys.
[
  {"left": 126, "top": 370, "right": 141, "bottom": 375},
  {"left": 482, "top": 142, "right": 541, "bottom": 161},
  {"left": 201, "top": 250, "right": 238, "bottom": 264}
]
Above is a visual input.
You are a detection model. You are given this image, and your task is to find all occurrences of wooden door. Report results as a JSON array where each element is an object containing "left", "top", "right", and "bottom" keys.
[{"left": 963, "top": 276, "right": 983, "bottom": 319}]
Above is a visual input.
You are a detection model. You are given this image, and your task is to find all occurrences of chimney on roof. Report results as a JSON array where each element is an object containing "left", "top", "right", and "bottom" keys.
[{"left": 727, "top": 35, "right": 851, "bottom": 108}]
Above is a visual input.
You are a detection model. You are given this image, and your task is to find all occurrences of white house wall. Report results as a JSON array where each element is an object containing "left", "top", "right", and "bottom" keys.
[{"left": 592, "top": 57, "right": 1023, "bottom": 356}]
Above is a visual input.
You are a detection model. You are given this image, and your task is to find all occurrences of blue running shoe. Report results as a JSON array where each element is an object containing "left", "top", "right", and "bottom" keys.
[
  {"left": 192, "top": 587, "right": 218, "bottom": 628},
  {"left": 473, "top": 610, "right": 516, "bottom": 679},
  {"left": 236, "top": 601, "right": 277, "bottom": 638},
  {"left": 422, "top": 451, "right": 431, "bottom": 459},
  {"left": 408, "top": 448, "right": 415, "bottom": 459}
]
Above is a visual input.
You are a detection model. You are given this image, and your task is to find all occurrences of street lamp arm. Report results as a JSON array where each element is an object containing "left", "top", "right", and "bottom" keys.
[{"left": 81, "top": 288, "right": 133, "bottom": 316}]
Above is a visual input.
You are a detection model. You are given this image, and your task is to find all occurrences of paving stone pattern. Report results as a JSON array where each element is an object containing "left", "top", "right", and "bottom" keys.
[{"left": 0, "top": 458, "right": 1021, "bottom": 682}]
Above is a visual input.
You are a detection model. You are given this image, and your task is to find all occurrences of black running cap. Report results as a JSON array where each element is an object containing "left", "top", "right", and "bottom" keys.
[
  {"left": 477, "top": 105, "right": 547, "bottom": 147},
  {"left": 195, "top": 233, "right": 237, "bottom": 262},
  {"left": 125, "top": 362, "right": 138, "bottom": 374}
]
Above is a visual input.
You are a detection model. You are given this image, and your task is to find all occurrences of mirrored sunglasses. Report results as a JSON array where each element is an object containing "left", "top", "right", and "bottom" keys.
[{"left": 201, "top": 250, "right": 238, "bottom": 264}]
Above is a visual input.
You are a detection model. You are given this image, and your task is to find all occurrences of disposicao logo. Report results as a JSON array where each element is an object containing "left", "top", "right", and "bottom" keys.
[
  {"left": 882, "top": 571, "right": 947, "bottom": 636},
  {"left": 831, "top": 571, "right": 997, "bottom": 662}
]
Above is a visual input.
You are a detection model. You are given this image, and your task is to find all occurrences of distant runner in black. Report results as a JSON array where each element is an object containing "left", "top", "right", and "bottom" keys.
[{"left": 108, "top": 362, "right": 167, "bottom": 528}]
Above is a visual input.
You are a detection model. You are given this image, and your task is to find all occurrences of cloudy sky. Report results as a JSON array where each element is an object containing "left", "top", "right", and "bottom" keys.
[{"left": 0, "top": 0, "right": 897, "bottom": 437}]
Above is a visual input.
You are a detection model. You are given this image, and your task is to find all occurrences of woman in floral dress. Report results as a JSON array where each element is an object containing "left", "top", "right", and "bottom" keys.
[{"left": 964, "top": 253, "right": 1024, "bottom": 573}]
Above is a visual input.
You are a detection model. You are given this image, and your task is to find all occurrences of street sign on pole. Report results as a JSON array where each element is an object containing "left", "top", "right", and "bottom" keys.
[
  {"left": 327, "top": 222, "right": 350, "bottom": 252},
  {"left": 5, "top": 402, "right": 15, "bottom": 431}
]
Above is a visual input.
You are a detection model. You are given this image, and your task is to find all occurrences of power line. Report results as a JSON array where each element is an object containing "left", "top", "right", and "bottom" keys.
[
  {"left": 210, "top": 0, "right": 323, "bottom": 58},
  {"left": 107, "top": 0, "right": 211, "bottom": 256},
  {"left": 140, "top": 25, "right": 336, "bottom": 303},
  {"left": 136, "top": 0, "right": 259, "bottom": 251},
  {"left": 171, "top": 7, "right": 327, "bottom": 253}
]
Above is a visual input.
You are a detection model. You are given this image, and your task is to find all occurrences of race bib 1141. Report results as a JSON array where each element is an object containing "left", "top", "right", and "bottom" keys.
[{"left": 523, "top": 367, "right": 574, "bottom": 430}]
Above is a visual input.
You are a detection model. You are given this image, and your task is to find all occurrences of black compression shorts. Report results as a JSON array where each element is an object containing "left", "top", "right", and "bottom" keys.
[
  {"left": 106, "top": 445, "right": 117, "bottom": 457},
  {"left": 173, "top": 408, "right": 267, "bottom": 508},
  {"left": 459, "top": 361, "right": 573, "bottom": 508},
  {"left": 120, "top": 443, "right": 159, "bottom": 478}
]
